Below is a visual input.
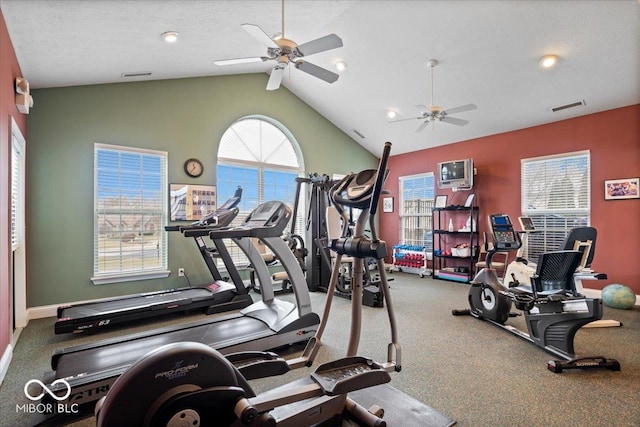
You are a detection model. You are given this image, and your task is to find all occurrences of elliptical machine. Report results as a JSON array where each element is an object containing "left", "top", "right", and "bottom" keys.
[
  {"left": 94, "top": 142, "right": 403, "bottom": 426},
  {"left": 453, "top": 213, "right": 620, "bottom": 373}
]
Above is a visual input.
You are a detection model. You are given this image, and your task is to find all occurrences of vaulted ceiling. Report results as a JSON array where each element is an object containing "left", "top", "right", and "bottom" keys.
[{"left": 2, "top": 0, "right": 638, "bottom": 156}]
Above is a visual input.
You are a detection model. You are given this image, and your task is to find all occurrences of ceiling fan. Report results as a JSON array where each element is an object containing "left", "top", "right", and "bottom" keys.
[
  {"left": 214, "top": 0, "right": 343, "bottom": 91},
  {"left": 390, "top": 59, "right": 477, "bottom": 131}
]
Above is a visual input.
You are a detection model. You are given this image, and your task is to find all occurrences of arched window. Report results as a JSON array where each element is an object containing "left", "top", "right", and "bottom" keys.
[
  {"left": 217, "top": 115, "right": 304, "bottom": 211},
  {"left": 217, "top": 116, "right": 305, "bottom": 263}
]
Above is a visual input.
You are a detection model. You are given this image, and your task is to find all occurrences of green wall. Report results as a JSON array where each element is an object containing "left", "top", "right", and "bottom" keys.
[{"left": 26, "top": 73, "right": 377, "bottom": 307}]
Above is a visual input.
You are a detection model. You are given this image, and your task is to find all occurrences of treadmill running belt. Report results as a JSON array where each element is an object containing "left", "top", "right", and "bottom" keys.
[
  {"left": 59, "top": 288, "right": 213, "bottom": 318},
  {"left": 55, "top": 316, "right": 272, "bottom": 379}
]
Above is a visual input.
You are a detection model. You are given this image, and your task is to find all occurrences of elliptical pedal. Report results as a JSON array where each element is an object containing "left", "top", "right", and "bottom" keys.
[
  {"left": 226, "top": 351, "right": 291, "bottom": 380},
  {"left": 311, "top": 356, "right": 391, "bottom": 396}
]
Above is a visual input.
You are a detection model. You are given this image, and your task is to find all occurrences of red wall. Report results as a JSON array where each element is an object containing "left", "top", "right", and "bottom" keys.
[
  {"left": 0, "top": 7, "right": 27, "bottom": 360},
  {"left": 381, "top": 105, "right": 640, "bottom": 293}
]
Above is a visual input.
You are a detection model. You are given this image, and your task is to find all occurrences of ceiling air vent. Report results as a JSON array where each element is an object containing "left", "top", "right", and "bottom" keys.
[
  {"left": 353, "top": 129, "right": 366, "bottom": 139},
  {"left": 121, "top": 71, "right": 152, "bottom": 78},
  {"left": 549, "top": 100, "right": 586, "bottom": 113}
]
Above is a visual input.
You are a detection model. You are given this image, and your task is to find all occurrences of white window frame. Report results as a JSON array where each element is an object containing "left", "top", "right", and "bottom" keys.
[
  {"left": 216, "top": 116, "right": 305, "bottom": 266},
  {"left": 11, "top": 117, "right": 28, "bottom": 330},
  {"left": 521, "top": 150, "right": 591, "bottom": 261},
  {"left": 399, "top": 172, "right": 435, "bottom": 249},
  {"left": 92, "top": 143, "right": 169, "bottom": 284},
  {"left": 11, "top": 122, "right": 25, "bottom": 252}
]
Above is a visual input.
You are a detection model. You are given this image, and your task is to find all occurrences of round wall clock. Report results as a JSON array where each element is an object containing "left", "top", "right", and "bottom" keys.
[{"left": 184, "top": 158, "right": 203, "bottom": 178}]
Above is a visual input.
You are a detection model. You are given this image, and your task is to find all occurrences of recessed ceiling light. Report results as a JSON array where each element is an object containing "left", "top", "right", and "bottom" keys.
[
  {"left": 161, "top": 31, "right": 179, "bottom": 43},
  {"left": 387, "top": 110, "right": 398, "bottom": 119},
  {"left": 334, "top": 60, "right": 347, "bottom": 71},
  {"left": 540, "top": 54, "right": 558, "bottom": 68}
]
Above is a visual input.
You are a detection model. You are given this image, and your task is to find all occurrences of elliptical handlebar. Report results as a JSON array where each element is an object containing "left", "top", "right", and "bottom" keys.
[{"left": 368, "top": 141, "right": 392, "bottom": 218}]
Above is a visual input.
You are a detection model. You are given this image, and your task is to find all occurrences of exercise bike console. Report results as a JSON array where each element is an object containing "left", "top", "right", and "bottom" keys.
[{"left": 490, "top": 214, "right": 520, "bottom": 251}]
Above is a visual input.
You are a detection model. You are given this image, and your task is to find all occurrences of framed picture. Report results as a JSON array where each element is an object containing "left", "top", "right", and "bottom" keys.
[
  {"left": 170, "top": 184, "right": 217, "bottom": 221},
  {"left": 435, "top": 195, "right": 448, "bottom": 208},
  {"left": 464, "top": 193, "right": 475, "bottom": 208},
  {"left": 604, "top": 178, "right": 639, "bottom": 200},
  {"left": 383, "top": 197, "right": 394, "bottom": 213}
]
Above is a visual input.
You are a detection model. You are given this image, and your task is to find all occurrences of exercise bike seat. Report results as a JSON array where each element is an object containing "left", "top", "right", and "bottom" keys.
[{"left": 509, "top": 250, "right": 583, "bottom": 299}]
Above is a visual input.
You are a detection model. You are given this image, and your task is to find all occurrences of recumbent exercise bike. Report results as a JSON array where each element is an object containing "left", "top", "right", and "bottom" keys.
[{"left": 452, "top": 213, "right": 620, "bottom": 373}]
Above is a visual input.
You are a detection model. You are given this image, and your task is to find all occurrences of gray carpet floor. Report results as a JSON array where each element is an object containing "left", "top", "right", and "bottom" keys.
[{"left": 1, "top": 273, "right": 638, "bottom": 426}]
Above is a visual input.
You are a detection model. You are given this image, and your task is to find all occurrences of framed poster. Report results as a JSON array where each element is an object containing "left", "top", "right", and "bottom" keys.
[
  {"left": 435, "top": 195, "right": 448, "bottom": 208},
  {"left": 383, "top": 197, "right": 394, "bottom": 213},
  {"left": 170, "top": 184, "right": 217, "bottom": 221},
  {"left": 604, "top": 178, "right": 639, "bottom": 200}
]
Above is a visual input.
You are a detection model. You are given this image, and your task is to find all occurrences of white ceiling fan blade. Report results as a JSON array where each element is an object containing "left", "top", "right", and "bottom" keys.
[
  {"left": 296, "top": 34, "right": 343, "bottom": 56},
  {"left": 441, "top": 116, "right": 470, "bottom": 126},
  {"left": 388, "top": 116, "right": 423, "bottom": 123},
  {"left": 444, "top": 103, "right": 477, "bottom": 115},
  {"left": 266, "top": 65, "right": 286, "bottom": 90},
  {"left": 295, "top": 61, "right": 339, "bottom": 83},
  {"left": 414, "top": 104, "right": 431, "bottom": 114},
  {"left": 241, "top": 23, "right": 279, "bottom": 48},
  {"left": 214, "top": 56, "right": 270, "bottom": 66},
  {"left": 416, "top": 120, "right": 431, "bottom": 132}
]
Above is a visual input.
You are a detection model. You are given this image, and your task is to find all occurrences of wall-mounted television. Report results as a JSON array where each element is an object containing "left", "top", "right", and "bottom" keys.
[{"left": 437, "top": 158, "right": 474, "bottom": 189}]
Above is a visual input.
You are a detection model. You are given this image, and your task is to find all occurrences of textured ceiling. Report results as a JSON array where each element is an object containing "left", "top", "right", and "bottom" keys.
[{"left": 1, "top": 0, "right": 638, "bottom": 156}]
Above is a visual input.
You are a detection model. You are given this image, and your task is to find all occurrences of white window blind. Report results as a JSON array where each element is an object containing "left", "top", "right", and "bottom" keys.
[
  {"left": 521, "top": 150, "right": 590, "bottom": 262},
  {"left": 399, "top": 173, "right": 435, "bottom": 249},
  {"left": 11, "top": 123, "right": 25, "bottom": 252},
  {"left": 93, "top": 143, "right": 169, "bottom": 284},
  {"left": 217, "top": 116, "right": 304, "bottom": 266}
]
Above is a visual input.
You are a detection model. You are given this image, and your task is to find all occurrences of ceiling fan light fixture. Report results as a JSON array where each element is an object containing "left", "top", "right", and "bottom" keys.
[
  {"left": 161, "top": 31, "right": 179, "bottom": 43},
  {"left": 334, "top": 60, "right": 347, "bottom": 71},
  {"left": 540, "top": 54, "right": 558, "bottom": 68}
]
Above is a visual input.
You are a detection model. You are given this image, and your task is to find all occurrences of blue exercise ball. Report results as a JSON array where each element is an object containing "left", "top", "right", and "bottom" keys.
[{"left": 602, "top": 284, "right": 637, "bottom": 310}]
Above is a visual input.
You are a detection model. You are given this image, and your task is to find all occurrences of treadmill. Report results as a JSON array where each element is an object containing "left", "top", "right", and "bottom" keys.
[
  {"left": 33, "top": 200, "right": 320, "bottom": 427},
  {"left": 54, "top": 188, "right": 252, "bottom": 334}
]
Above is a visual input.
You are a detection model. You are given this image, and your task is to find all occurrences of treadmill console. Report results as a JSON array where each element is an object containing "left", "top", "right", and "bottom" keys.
[
  {"left": 243, "top": 201, "right": 292, "bottom": 236},
  {"left": 489, "top": 214, "right": 521, "bottom": 251},
  {"left": 197, "top": 187, "right": 243, "bottom": 226}
]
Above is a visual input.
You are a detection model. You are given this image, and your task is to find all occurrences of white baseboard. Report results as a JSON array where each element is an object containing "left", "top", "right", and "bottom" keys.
[
  {"left": 28, "top": 295, "right": 122, "bottom": 320},
  {"left": 580, "top": 288, "right": 603, "bottom": 299},
  {"left": 0, "top": 343, "right": 13, "bottom": 387},
  {"left": 27, "top": 304, "right": 61, "bottom": 320}
]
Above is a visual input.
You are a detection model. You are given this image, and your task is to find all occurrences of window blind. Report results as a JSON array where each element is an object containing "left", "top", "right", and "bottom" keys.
[
  {"left": 399, "top": 173, "right": 435, "bottom": 248},
  {"left": 521, "top": 151, "right": 590, "bottom": 261},
  {"left": 93, "top": 143, "right": 168, "bottom": 282},
  {"left": 11, "top": 127, "right": 25, "bottom": 252},
  {"left": 216, "top": 116, "right": 304, "bottom": 267}
]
